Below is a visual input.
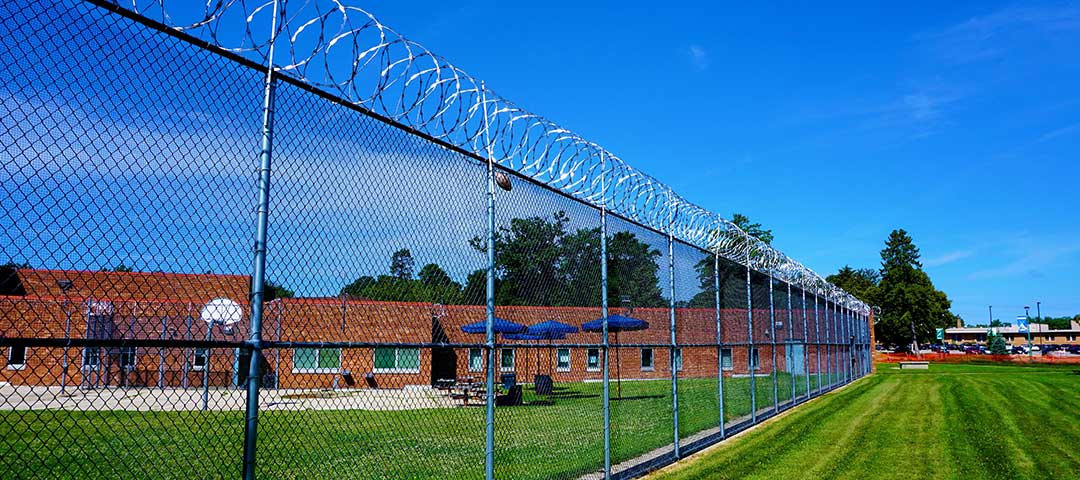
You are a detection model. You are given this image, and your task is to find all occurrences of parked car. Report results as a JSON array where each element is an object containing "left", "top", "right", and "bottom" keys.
[
  {"left": 964, "top": 345, "right": 983, "bottom": 354},
  {"left": 1067, "top": 345, "right": 1080, "bottom": 355},
  {"left": 1011, "top": 346, "right": 1027, "bottom": 355}
]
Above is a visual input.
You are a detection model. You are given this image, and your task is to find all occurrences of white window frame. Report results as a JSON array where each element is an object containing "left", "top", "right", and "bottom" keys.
[
  {"left": 468, "top": 348, "right": 484, "bottom": 373},
  {"left": 7, "top": 345, "right": 27, "bottom": 370},
  {"left": 119, "top": 346, "right": 137, "bottom": 370},
  {"left": 721, "top": 348, "right": 733, "bottom": 371},
  {"left": 586, "top": 348, "right": 601, "bottom": 372},
  {"left": 674, "top": 348, "right": 683, "bottom": 372},
  {"left": 82, "top": 347, "right": 101, "bottom": 371},
  {"left": 191, "top": 347, "right": 208, "bottom": 372},
  {"left": 750, "top": 347, "right": 760, "bottom": 370},
  {"left": 499, "top": 348, "right": 515, "bottom": 372},
  {"left": 556, "top": 348, "right": 571, "bottom": 372},
  {"left": 293, "top": 347, "right": 344, "bottom": 374},
  {"left": 640, "top": 348, "right": 654, "bottom": 371}
]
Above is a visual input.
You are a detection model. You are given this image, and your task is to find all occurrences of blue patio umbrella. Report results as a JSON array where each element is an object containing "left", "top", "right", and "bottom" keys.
[
  {"left": 582, "top": 314, "right": 649, "bottom": 397},
  {"left": 523, "top": 320, "right": 579, "bottom": 378},
  {"left": 460, "top": 318, "right": 527, "bottom": 335},
  {"left": 526, "top": 319, "right": 579, "bottom": 338}
]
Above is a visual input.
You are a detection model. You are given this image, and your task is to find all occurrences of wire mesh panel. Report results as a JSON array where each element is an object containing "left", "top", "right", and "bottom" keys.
[
  {"left": 255, "top": 77, "right": 493, "bottom": 478},
  {"left": 747, "top": 270, "right": 774, "bottom": 419},
  {"left": 717, "top": 257, "right": 751, "bottom": 432},
  {"left": 771, "top": 278, "right": 793, "bottom": 409},
  {"left": 811, "top": 294, "right": 825, "bottom": 394},
  {"left": 605, "top": 214, "right": 674, "bottom": 474},
  {"left": 789, "top": 286, "right": 810, "bottom": 399},
  {"left": 489, "top": 169, "right": 604, "bottom": 480},
  {"left": 673, "top": 241, "right": 719, "bottom": 446},
  {"left": 0, "top": 0, "right": 264, "bottom": 477}
]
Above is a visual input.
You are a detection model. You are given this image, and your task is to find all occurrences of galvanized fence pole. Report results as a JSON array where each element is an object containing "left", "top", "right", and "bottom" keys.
[
  {"left": 814, "top": 294, "right": 821, "bottom": 393},
  {"left": 668, "top": 224, "right": 679, "bottom": 458},
  {"left": 480, "top": 81, "right": 497, "bottom": 480},
  {"left": 768, "top": 273, "right": 778, "bottom": 413},
  {"left": 745, "top": 246, "right": 756, "bottom": 423},
  {"left": 600, "top": 150, "right": 612, "bottom": 479},
  {"left": 242, "top": 2, "right": 280, "bottom": 476},
  {"left": 714, "top": 252, "right": 725, "bottom": 438}
]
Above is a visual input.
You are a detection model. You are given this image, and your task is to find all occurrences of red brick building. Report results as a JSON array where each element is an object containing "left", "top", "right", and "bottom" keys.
[{"left": 0, "top": 269, "right": 832, "bottom": 390}]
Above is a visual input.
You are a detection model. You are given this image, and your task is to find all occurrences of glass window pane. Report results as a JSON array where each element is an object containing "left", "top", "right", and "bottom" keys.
[
  {"left": 500, "top": 349, "right": 514, "bottom": 369},
  {"left": 373, "top": 347, "right": 395, "bottom": 369},
  {"left": 295, "top": 348, "right": 319, "bottom": 369},
  {"left": 469, "top": 348, "right": 483, "bottom": 371},
  {"left": 587, "top": 349, "right": 600, "bottom": 368},
  {"left": 318, "top": 348, "right": 341, "bottom": 369},
  {"left": 8, "top": 346, "right": 26, "bottom": 365},
  {"left": 399, "top": 348, "right": 420, "bottom": 370},
  {"left": 721, "top": 348, "right": 732, "bottom": 369},
  {"left": 557, "top": 348, "right": 570, "bottom": 369},
  {"left": 641, "top": 348, "right": 653, "bottom": 368}
]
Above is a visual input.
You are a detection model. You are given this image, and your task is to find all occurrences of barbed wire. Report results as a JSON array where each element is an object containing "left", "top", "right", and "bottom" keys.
[{"left": 98, "top": 0, "right": 870, "bottom": 314}]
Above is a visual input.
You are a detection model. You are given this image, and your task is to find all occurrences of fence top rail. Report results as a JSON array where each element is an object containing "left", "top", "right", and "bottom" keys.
[{"left": 89, "top": 0, "right": 868, "bottom": 314}]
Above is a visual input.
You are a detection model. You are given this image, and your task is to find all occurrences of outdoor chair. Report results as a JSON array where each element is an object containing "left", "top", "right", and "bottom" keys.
[
  {"left": 495, "top": 385, "right": 523, "bottom": 406},
  {"left": 500, "top": 373, "right": 516, "bottom": 391},
  {"left": 534, "top": 374, "right": 553, "bottom": 396}
]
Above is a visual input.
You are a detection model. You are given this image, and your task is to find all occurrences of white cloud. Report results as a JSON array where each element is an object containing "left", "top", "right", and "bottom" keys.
[
  {"left": 1038, "top": 122, "right": 1080, "bottom": 142},
  {"left": 917, "top": 5, "right": 1080, "bottom": 64},
  {"left": 687, "top": 44, "right": 710, "bottom": 71},
  {"left": 924, "top": 249, "right": 974, "bottom": 267}
]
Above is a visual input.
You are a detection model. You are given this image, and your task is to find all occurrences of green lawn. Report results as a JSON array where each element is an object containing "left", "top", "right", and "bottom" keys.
[
  {"left": 0, "top": 371, "right": 849, "bottom": 479},
  {"left": 652, "top": 363, "right": 1080, "bottom": 480}
]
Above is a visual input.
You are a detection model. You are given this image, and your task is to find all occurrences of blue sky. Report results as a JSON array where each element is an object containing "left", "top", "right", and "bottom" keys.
[{"left": 357, "top": 1, "right": 1080, "bottom": 323}]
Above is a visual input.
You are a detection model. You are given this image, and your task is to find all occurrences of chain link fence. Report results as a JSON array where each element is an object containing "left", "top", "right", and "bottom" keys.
[{"left": 0, "top": 1, "right": 874, "bottom": 478}]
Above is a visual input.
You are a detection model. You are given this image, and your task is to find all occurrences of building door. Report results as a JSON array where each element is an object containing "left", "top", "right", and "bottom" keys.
[{"left": 786, "top": 343, "right": 806, "bottom": 374}]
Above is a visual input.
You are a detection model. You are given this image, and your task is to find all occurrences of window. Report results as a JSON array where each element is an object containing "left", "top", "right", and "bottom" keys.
[
  {"left": 640, "top": 348, "right": 654, "bottom": 371},
  {"left": 372, "top": 347, "right": 416, "bottom": 373},
  {"left": 586, "top": 348, "right": 601, "bottom": 371},
  {"left": 294, "top": 348, "right": 343, "bottom": 373},
  {"left": 82, "top": 348, "right": 100, "bottom": 370},
  {"left": 674, "top": 348, "right": 683, "bottom": 372},
  {"left": 557, "top": 348, "right": 571, "bottom": 372},
  {"left": 499, "top": 348, "right": 514, "bottom": 372},
  {"left": 192, "top": 348, "right": 208, "bottom": 371},
  {"left": 721, "top": 348, "right": 733, "bottom": 370},
  {"left": 7, "top": 344, "right": 26, "bottom": 370},
  {"left": 468, "top": 348, "right": 484, "bottom": 372},
  {"left": 1046, "top": 335, "right": 1056, "bottom": 342},
  {"left": 750, "top": 348, "right": 760, "bottom": 370},
  {"left": 119, "top": 346, "right": 137, "bottom": 369}
]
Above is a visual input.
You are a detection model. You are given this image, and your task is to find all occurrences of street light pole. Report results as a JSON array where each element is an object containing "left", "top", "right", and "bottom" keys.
[
  {"left": 1024, "top": 306, "right": 1032, "bottom": 361},
  {"left": 1036, "top": 301, "right": 1041, "bottom": 322}
]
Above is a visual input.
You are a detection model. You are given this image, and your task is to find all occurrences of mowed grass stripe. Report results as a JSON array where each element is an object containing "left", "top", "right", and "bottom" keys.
[{"left": 651, "top": 363, "right": 1080, "bottom": 480}]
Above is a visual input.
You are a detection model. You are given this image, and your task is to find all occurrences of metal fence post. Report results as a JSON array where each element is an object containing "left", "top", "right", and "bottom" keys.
[
  {"left": 814, "top": 294, "right": 821, "bottom": 393},
  {"left": 801, "top": 289, "right": 810, "bottom": 399},
  {"left": 242, "top": 2, "right": 279, "bottom": 477},
  {"left": 768, "top": 273, "right": 778, "bottom": 413},
  {"left": 714, "top": 252, "right": 725, "bottom": 438},
  {"left": 600, "top": 150, "right": 612, "bottom": 479},
  {"left": 668, "top": 221, "right": 679, "bottom": 458},
  {"left": 480, "top": 81, "right": 497, "bottom": 480},
  {"left": 745, "top": 245, "right": 756, "bottom": 423}
]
